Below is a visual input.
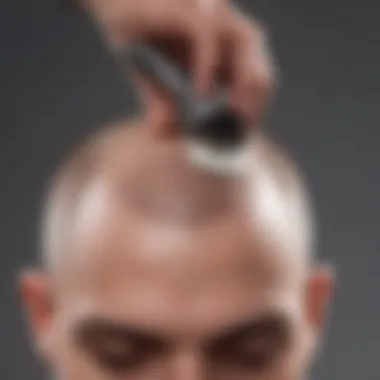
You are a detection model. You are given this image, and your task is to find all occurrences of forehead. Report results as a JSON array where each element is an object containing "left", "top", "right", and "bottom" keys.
[{"left": 58, "top": 196, "right": 303, "bottom": 336}]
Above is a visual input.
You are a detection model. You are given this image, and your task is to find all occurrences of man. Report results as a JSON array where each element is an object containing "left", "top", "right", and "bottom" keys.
[{"left": 19, "top": 1, "right": 334, "bottom": 379}]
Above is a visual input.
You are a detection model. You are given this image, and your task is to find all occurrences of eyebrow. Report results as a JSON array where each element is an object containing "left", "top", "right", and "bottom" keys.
[
  {"left": 206, "top": 313, "right": 291, "bottom": 348},
  {"left": 73, "top": 318, "right": 169, "bottom": 347},
  {"left": 73, "top": 313, "right": 290, "bottom": 349}
]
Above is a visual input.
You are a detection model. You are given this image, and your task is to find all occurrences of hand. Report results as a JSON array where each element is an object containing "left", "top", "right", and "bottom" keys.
[{"left": 83, "top": 0, "right": 275, "bottom": 133}]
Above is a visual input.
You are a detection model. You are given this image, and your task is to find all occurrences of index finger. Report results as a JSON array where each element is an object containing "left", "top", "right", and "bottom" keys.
[{"left": 182, "top": 0, "right": 220, "bottom": 94}]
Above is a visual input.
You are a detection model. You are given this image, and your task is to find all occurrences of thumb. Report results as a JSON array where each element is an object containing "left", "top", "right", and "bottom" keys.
[{"left": 129, "top": 70, "right": 179, "bottom": 136}]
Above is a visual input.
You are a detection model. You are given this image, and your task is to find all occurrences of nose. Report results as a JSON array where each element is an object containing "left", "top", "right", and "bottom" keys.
[{"left": 169, "top": 349, "right": 205, "bottom": 380}]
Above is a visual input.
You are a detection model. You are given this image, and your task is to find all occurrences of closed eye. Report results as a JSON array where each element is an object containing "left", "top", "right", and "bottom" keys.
[
  {"left": 74, "top": 319, "right": 169, "bottom": 373},
  {"left": 206, "top": 314, "right": 291, "bottom": 371}
]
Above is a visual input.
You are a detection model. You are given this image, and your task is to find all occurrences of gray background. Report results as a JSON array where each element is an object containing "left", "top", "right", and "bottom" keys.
[{"left": 0, "top": 0, "right": 379, "bottom": 379}]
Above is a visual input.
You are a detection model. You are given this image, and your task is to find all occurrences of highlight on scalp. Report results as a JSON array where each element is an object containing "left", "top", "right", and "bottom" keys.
[
  {"left": 39, "top": 126, "right": 113, "bottom": 269},
  {"left": 39, "top": 122, "right": 315, "bottom": 271}
]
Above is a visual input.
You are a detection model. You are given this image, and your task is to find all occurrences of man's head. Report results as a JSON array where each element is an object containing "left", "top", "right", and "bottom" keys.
[{"left": 20, "top": 122, "right": 333, "bottom": 380}]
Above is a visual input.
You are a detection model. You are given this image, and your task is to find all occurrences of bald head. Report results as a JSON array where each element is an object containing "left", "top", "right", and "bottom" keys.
[
  {"left": 21, "top": 120, "right": 333, "bottom": 380},
  {"left": 41, "top": 121, "right": 313, "bottom": 275}
]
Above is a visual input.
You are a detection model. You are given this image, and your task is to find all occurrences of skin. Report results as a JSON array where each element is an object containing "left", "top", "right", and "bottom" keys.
[
  {"left": 20, "top": 124, "right": 333, "bottom": 380},
  {"left": 20, "top": 2, "right": 333, "bottom": 379}
]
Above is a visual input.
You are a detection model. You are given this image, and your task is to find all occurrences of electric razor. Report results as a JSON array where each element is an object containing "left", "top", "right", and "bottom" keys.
[{"left": 122, "top": 43, "right": 253, "bottom": 176}]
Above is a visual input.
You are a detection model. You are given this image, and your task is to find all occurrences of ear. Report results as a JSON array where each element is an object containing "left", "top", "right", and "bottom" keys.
[
  {"left": 305, "top": 263, "right": 335, "bottom": 332},
  {"left": 18, "top": 269, "right": 55, "bottom": 357}
]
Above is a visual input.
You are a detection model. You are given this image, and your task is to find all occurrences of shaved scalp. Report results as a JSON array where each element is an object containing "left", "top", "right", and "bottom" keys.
[{"left": 41, "top": 121, "right": 314, "bottom": 273}]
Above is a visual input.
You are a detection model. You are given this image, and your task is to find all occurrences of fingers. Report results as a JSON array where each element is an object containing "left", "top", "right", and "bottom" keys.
[
  {"left": 129, "top": 70, "right": 177, "bottom": 136},
  {"left": 120, "top": 0, "right": 274, "bottom": 132},
  {"left": 179, "top": 3, "right": 274, "bottom": 126},
  {"left": 190, "top": 17, "right": 217, "bottom": 94},
  {"left": 235, "top": 22, "right": 273, "bottom": 124},
  {"left": 129, "top": 1, "right": 220, "bottom": 135},
  {"left": 226, "top": 13, "right": 274, "bottom": 125},
  {"left": 179, "top": 0, "right": 219, "bottom": 94},
  {"left": 200, "top": 3, "right": 272, "bottom": 127}
]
